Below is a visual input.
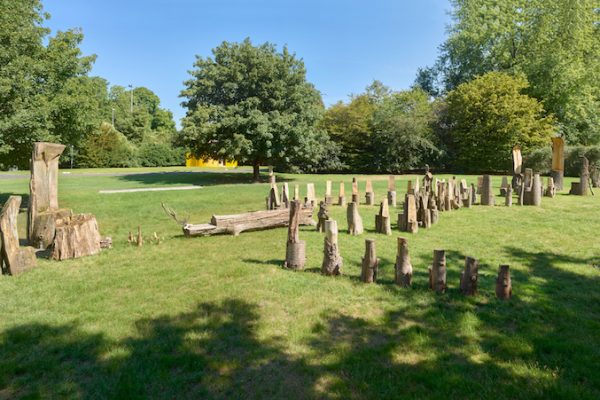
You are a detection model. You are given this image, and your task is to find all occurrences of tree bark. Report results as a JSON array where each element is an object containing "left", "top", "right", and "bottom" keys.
[
  {"left": 346, "top": 202, "right": 363, "bottom": 235},
  {"left": 253, "top": 162, "right": 261, "bottom": 182},
  {"left": 459, "top": 256, "right": 479, "bottom": 296},
  {"left": 394, "top": 237, "right": 412, "bottom": 287},
  {"left": 1, "top": 196, "right": 37, "bottom": 275},
  {"left": 361, "top": 239, "right": 378, "bottom": 283},
  {"left": 52, "top": 214, "right": 102, "bottom": 261},
  {"left": 496, "top": 265, "right": 512, "bottom": 299},
  {"left": 321, "top": 220, "right": 342, "bottom": 276},
  {"left": 284, "top": 200, "right": 306, "bottom": 270},
  {"left": 428, "top": 249, "right": 447, "bottom": 293}
]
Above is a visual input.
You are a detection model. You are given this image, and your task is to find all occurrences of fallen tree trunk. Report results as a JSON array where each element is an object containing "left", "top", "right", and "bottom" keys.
[{"left": 184, "top": 207, "right": 315, "bottom": 237}]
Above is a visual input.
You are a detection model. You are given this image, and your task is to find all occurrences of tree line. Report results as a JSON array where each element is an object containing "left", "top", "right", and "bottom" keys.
[{"left": 2, "top": 0, "right": 598, "bottom": 176}]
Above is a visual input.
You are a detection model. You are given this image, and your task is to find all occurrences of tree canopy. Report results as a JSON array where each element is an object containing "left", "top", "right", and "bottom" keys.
[{"left": 180, "top": 38, "right": 335, "bottom": 180}]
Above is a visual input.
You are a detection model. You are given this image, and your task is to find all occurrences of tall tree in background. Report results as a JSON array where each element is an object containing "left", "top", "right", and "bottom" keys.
[
  {"left": 180, "top": 38, "right": 333, "bottom": 180},
  {"left": 428, "top": 0, "right": 599, "bottom": 144}
]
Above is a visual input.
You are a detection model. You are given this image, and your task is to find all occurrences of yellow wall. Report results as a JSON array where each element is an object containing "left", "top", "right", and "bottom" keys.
[{"left": 185, "top": 153, "right": 237, "bottom": 168}]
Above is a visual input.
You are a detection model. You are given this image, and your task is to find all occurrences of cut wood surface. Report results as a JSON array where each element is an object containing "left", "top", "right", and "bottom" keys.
[
  {"left": 52, "top": 214, "right": 102, "bottom": 261},
  {"left": 185, "top": 207, "right": 315, "bottom": 237}
]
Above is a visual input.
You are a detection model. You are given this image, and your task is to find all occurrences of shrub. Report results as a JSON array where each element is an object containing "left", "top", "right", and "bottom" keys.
[
  {"left": 137, "top": 142, "right": 185, "bottom": 167},
  {"left": 78, "top": 122, "right": 139, "bottom": 168}
]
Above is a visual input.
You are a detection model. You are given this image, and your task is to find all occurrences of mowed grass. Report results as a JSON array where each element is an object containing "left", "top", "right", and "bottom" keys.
[{"left": 1, "top": 169, "right": 600, "bottom": 399}]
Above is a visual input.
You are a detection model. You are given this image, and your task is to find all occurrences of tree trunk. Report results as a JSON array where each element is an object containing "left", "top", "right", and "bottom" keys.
[
  {"left": 394, "top": 237, "right": 412, "bottom": 287},
  {"left": 284, "top": 200, "right": 306, "bottom": 270},
  {"left": 459, "top": 256, "right": 479, "bottom": 296},
  {"left": 428, "top": 249, "right": 447, "bottom": 293},
  {"left": 360, "top": 239, "right": 378, "bottom": 283},
  {"left": 346, "top": 202, "right": 364, "bottom": 235},
  {"left": 1, "top": 196, "right": 37, "bottom": 275},
  {"left": 321, "top": 220, "right": 342, "bottom": 276},
  {"left": 253, "top": 162, "right": 261, "bottom": 182},
  {"left": 52, "top": 214, "right": 102, "bottom": 261},
  {"left": 496, "top": 265, "right": 512, "bottom": 299}
]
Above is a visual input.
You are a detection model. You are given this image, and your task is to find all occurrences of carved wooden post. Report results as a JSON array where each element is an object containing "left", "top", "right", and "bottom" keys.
[
  {"left": 316, "top": 201, "right": 329, "bottom": 233},
  {"left": 459, "top": 256, "right": 479, "bottom": 296},
  {"left": 544, "top": 177, "right": 555, "bottom": 198},
  {"left": 518, "top": 181, "right": 525, "bottom": 206},
  {"left": 267, "top": 186, "right": 280, "bottom": 210},
  {"left": 531, "top": 174, "right": 542, "bottom": 206},
  {"left": 394, "top": 237, "right": 412, "bottom": 287},
  {"left": 419, "top": 194, "right": 431, "bottom": 228},
  {"left": 387, "top": 191, "right": 397, "bottom": 208},
  {"left": 496, "top": 265, "right": 512, "bottom": 299},
  {"left": 294, "top": 184, "right": 300, "bottom": 201},
  {"left": 338, "top": 182, "right": 346, "bottom": 206},
  {"left": 1, "top": 196, "right": 37, "bottom": 275},
  {"left": 406, "top": 180, "right": 413, "bottom": 195},
  {"left": 512, "top": 144, "right": 523, "bottom": 189},
  {"left": 428, "top": 250, "right": 447, "bottom": 293},
  {"left": 365, "top": 179, "right": 375, "bottom": 205},
  {"left": 505, "top": 185, "right": 513, "bottom": 206},
  {"left": 347, "top": 202, "right": 364, "bottom": 235},
  {"left": 361, "top": 239, "right": 379, "bottom": 283},
  {"left": 481, "top": 175, "right": 494, "bottom": 206},
  {"left": 306, "top": 183, "right": 316, "bottom": 204},
  {"left": 500, "top": 176, "right": 509, "bottom": 196},
  {"left": 269, "top": 174, "right": 276, "bottom": 186},
  {"left": 325, "top": 180, "right": 333, "bottom": 205},
  {"left": 470, "top": 183, "right": 477, "bottom": 205},
  {"left": 579, "top": 156, "right": 590, "bottom": 196},
  {"left": 27, "top": 142, "right": 67, "bottom": 248},
  {"left": 399, "top": 194, "right": 418, "bottom": 233},
  {"left": 284, "top": 200, "right": 306, "bottom": 270},
  {"left": 351, "top": 177, "right": 359, "bottom": 203},
  {"left": 374, "top": 200, "right": 391, "bottom": 235},
  {"left": 551, "top": 137, "right": 565, "bottom": 191},
  {"left": 52, "top": 214, "right": 102, "bottom": 260},
  {"left": 321, "top": 220, "right": 342, "bottom": 276},
  {"left": 462, "top": 185, "right": 473, "bottom": 208},
  {"left": 281, "top": 183, "right": 290, "bottom": 208}
]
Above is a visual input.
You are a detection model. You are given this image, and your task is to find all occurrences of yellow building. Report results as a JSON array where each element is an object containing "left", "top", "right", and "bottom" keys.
[{"left": 185, "top": 153, "right": 238, "bottom": 168}]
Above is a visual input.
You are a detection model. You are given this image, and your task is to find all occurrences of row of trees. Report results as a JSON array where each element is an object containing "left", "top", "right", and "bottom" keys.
[{"left": 0, "top": 0, "right": 180, "bottom": 169}]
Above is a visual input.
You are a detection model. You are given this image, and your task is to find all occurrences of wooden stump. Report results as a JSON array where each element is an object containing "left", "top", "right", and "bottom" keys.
[
  {"left": 52, "top": 214, "right": 102, "bottom": 261},
  {"left": 544, "top": 177, "right": 556, "bottom": 198},
  {"left": 495, "top": 265, "right": 512, "bottom": 299},
  {"left": 459, "top": 256, "right": 479, "bottom": 296},
  {"left": 267, "top": 186, "right": 280, "bottom": 210},
  {"left": 518, "top": 181, "right": 525, "bottom": 205},
  {"left": 387, "top": 191, "right": 397, "bottom": 208},
  {"left": 505, "top": 186, "right": 513, "bottom": 206},
  {"left": 430, "top": 209, "right": 438, "bottom": 225},
  {"left": 374, "top": 200, "right": 391, "bottom": 235},
  {"left": 402, "top": 194, "right": 418, "bottom": 234},
  {"left": 316, "top": 201, "right": 329, "bottom": 233},
  {"left": 428, "top": 250, "right": 447, "bottom": 293},
  {"left": 321, "top": 220, "right": 342, "bottom": 276},
  {"left": 294, "top": 184, "right": 300, "bottom": 201},
  {"left": 338, "top": 182, "right": 346, "bottom": 206},
  {"left": 29, "top": 208, "right": 73, "bottom": 249},
  {"left": 388, "top": 175, "right": 396, "bottom": 192},
  {"left": 346, "top": 202, "right": 364, "bottom": 235},
  {"left": 500, "top": 176, "right": 509, "bottom": 196},
  {"left": 281, "top": 183, "right": 290, "bottom": 208},
  {"left": 531, "top": 174, "right": 542, "bottom": 206},
  {"left": 351, "top": 177, "right": 359, "bottom": 203},
  {"left": 1, "top": 196, "right": 37, "bottom": 275},
  {"left": 578, "top": 156, "right": 590, "bottom": 196},
  {"left": 394, "top": 237, "right": 412, "bottom": 287},
  {"left": 360, "top": 239, "right": 379, "bottom": 283},
  {"left": 284, "top": 200, "right": 306, "bottom": 270},
  {"left": 470, "top": 183, "right": 477, "bottom": 205},
  {"left": 325, "top": 180, "right": 333, "bottom": 205},
  {"left": 365, "top": 180, "right": 374, "bottom": 205},
  {"left": 306, "top": 183, "right": 316, "bottom": 204},
  {"left": 481, "top": 175, "right": 494, "bottom": 206},
  {"left": 551, "top": 170, "right": 563, "bottom": 192},
  {"left": 551, "top": 136, "right": 565, "bottom": 191}
]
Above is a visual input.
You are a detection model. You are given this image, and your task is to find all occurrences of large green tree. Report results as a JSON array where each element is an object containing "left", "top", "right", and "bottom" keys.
[
  {"left": 428, "top": 0, "right": 599, "bottom": 144},
  {"left": 180, "top": 38, "right": 333, "bottom": 180},
  {"left": 444, "top": 72, "right": 556, "bottom": 172},
  {"left": 0, "top": 0, "right": 96, "bottom": 167}
]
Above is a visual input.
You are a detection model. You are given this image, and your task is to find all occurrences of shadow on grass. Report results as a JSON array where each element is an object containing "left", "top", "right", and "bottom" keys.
[
  {"left": 1, "top": 249, "right": 600, "bottom": 399},
  {"left": 117, "top": 171, "right": 293, "bottom": 187}
]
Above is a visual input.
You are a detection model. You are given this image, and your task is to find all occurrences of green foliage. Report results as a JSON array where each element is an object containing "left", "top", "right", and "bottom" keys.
[
  {"left": 370, "top": 88, "right": 438, "bottom": 172},
  {"left": 78, "top": 122, "right": 138, "bottom": 168},
  {"left": 444, "top": 72, "right": 556, "bottom": 172},
  {"left": 137, "top": 142, "right": 185, "bottom": 167},
  {"left": 180, "top": 38, "right": 334, "bottom": 178},
  {"left": 433, "top": 0, "right": 600, "bottom": 144},
  {"left": 523, "top": 147, "right": 552, "bottom": 175}
]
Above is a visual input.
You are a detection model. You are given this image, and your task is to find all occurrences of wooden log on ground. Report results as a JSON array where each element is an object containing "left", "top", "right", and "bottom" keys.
[
  {"left": 346, "top": 202, "right": 364, "bottom": 235},
  {"left": 481, "top": 175, "right": 494, "bottom": 206},
  {"left": 505, "top": 185, "right": 513, "bottom": 206},
  {"left": 387, "top": 191, "right": 396, "bottom": 208},
  {"left": 496, "top": 265, "right": 512, "bottom": 299},
  {"left": 184, "top": 207, "right": 315, "bottom": 237},
  {"left": 419, "top": 194, "right": 431, "bottom": 228},
  {"left": 316, "top": 201, "right": 329, "bottom": 233},
  {"left": 531, "top": 174, "right": 542, "bottom": 206},
  {"left": 459, "top": 256, "right": 479, "bottom": 296},
  {"left": 284, "top": 200, "right": 306, "bottom": 270},
  {"left": 338, "top": 182, "right": 346, "bottom": 206},
  {"left": 321, "top": 220, "right": 342, "bottom": 276},
  {"left": 394, "top": 237, "right": 412, "bottom": 287},
  {"left": 1, "top": 196, "right": 37, "bottom": 275},
  {"left": 374, "top": 200, "right": 392, "bottom": 235},
  {"left": 27, "top": 142, "right": 66, "bottom": 245},
  {"left": 52, "top": 214, "right": 102, "bottom": 261},
  {"left": 360, "top": 239, "right": 379, "bottom": 283},
  {"left": 428, "top": 249, "right": 447, "bottom": 293}
]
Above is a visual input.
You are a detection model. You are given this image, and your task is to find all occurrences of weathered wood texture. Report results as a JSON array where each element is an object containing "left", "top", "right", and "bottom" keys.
[
  {"left": 496, "top": 265, "right": 512, "bottom": 299},
  {"left": 399, "top": 194, "right": 418, "bottom": 233},
  {"left": 30, "top": 208, "right": 73, "bottom": 249},
  {"left": 387, "top": 191, "right": 397, "bottom": 208},
  {"left": 346, "top": 202, "right": 364, "bottom": 235},
  {"left": 505, "top": 186, "right": 513, "bottom": 206},
  {"left": 459, "top": 256, "right": 479, "bottom": 296},
  {"left": 365, "top": 180, "right": 374, "bottom": 205},
  {"left": 1, "top": 196, "right": 37, "bottom": 275},
  {"left": 360, "top": 239, "right": 379, "bottom": 283},
  {"left": 284, "top": 200, "right": 306, "bottom": 270},
  {"left": 428, "top": 250, "right": 447, "bottom": 293},
  {"left": 281, "top": 183, "right": 290, "bottom": 208},
  {"left": 551, "top": 137, "right": 565, "bottom": 191},
  {"left": 321, "top": 220, "right": 342, "bottom": 276},
  {"left": 27, "top": 142, "right": 66, "bottom": 246},
  {"left": 374, "top": 200, "right": 391, "bottom": 235},
  {"left": 316, "top": 201, "right": 329, "bottom": 233},
  {"left": 544, "top": 177, "right": 556, "bottom": 198},
  {"left": 338, "top": 182, "right": 346, "bottom": 206},
  {"left": 481, "top": 175, "right": 494, "bottom": 206},
  {"left": 512, "top": 145, "right": 522, "bottom": 175},
  {"left": 52, "top": 214, "right": 102, "bottom": 261},
  {"left": 394, "top": 237, "right": 412, "bottom": 287},
  {"left": 184, "top": 207, "right": 315, "bottom": 237}
]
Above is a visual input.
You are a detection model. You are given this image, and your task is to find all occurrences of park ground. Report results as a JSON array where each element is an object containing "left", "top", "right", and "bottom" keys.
[{"left": 1, "top": 167, "right": 600, "bottom": 399}]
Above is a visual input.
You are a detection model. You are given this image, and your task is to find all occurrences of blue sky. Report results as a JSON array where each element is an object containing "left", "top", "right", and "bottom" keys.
[{"left": 44, "top": 0, "right": 451, "bottom": 125}]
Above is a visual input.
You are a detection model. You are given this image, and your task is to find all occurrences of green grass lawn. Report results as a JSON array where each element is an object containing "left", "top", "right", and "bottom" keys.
[{"left": 1, "top": 169, "right": 599, "bottom": 399}]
